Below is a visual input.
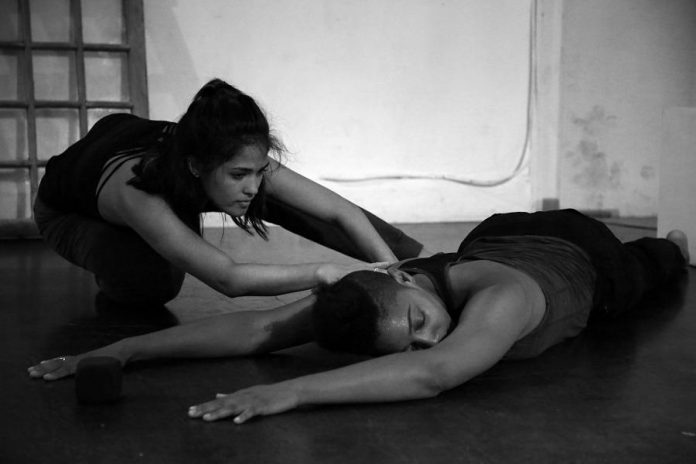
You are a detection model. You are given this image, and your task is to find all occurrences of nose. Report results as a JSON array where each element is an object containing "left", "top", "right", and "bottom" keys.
[
  {"left": 242, "top": 175, "right": 261, "bottom": 197},
  {"left": 413, "top": 317, "right": 450, "bottom": 348},
  {"left": 413, "top": 330, "right": 440, "bottom": 348}
]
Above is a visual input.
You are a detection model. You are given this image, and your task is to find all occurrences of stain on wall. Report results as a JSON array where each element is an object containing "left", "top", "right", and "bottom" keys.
[
  {"left": 558, "top": 0, "right": 696, "bottom": 217},
  {"left": 565, "top": 105, "right": 623, "bottom": 209},
  {"left": 640, "top": 165, "right": 655, "bottom": 180}
]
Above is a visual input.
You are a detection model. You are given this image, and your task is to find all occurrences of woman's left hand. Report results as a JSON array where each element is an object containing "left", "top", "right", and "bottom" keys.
[
  {"left": 188, "top": 383, "right": 299, "bottom": 423},
  {"left": 316, "top": 261, "right": 390, "bottom": 287}
]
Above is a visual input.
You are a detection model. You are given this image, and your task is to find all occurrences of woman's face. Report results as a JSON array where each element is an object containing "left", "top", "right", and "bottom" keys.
[
  {"left": 373, "top": 273, "right": 452, "bottom": 354},
  {"left": 198, "top": 144, "right": 269, "bottom": 217}
]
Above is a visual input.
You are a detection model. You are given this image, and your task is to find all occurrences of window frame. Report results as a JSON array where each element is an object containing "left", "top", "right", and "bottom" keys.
[{"left": 0, "top": 0, "right": 148, "bottom": 237}]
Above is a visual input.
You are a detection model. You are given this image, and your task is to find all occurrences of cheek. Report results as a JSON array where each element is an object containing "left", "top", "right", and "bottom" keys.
[
  {"left": 375, "top": 319, "right": 410, "bottom": 353},
  {"left": 205, "top": 176, "right": 240, "bottom": 199},
  {"left": 423, "top": 303, "right": 450, "bottom": 330}
]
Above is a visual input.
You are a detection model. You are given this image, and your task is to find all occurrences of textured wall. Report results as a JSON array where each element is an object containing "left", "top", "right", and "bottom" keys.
[
  {"left": 558, "top": 0, "right": 696, "bottom": 216},
  {"left": 144, "top": 0, "right": 533, "bottom": 223}
]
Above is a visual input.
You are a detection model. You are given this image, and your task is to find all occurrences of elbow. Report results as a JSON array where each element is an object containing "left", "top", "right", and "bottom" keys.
[
  {"left": 216, "top": 280, "right": 246, "bottom": 298},
  {"left": 224, "top": 286, "right": 248, "bottom": 298},
  {"left": 414, "top": 359, "right": 468, "bottom": 397},
  {"left": 214, "top": 270, "right": 251, "bottom": 298},
  {"left": 411, "top": 364, "right": 451, "bottom": 398}
]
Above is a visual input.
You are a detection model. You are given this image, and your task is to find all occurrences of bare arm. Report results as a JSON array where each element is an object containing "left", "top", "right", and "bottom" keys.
[
  {"left": 265, "top": 161, "right": 399, "bottom": 262},
  {"left": 101, "top": 166, "right": 379, "bottom": 297},
  {"left": 189, "top": 283, "right": 533, "bottom": 423},
  {"left": 28, "top": 295, "right": 317, "bottom": 381}
]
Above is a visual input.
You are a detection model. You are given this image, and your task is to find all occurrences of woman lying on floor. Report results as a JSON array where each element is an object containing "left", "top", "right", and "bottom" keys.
[{"left": 29, "top": 210, "right": 689, "bottom": 424}]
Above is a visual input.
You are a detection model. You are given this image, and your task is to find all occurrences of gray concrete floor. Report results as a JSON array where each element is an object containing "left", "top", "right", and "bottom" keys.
[{"left": 1, "top": 220, "right": 695, "bottom": 464}]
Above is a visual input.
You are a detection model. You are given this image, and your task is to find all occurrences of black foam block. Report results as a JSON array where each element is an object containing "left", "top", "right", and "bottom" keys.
[{"left": 75, "top": 356, "right": 123, "bottom": 404}]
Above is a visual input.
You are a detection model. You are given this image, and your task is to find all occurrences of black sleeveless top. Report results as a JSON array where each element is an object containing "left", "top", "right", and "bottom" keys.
[
  {"left": 398, "top": 253, "right": 460, "bottom": 318},
  {"left": 38, "top": 114, "right": 175, "bottom": 219},
  {"left": 398, "top": 236, "right": 596, "bottom": 360}
]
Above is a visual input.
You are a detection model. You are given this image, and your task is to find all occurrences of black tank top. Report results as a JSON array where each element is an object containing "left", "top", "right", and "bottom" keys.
[
  {"left": 38, "top": 114, "right": 175, "bottom": 219},
  {"left": 400, "top": 236, "right": 596, "bottom": 360},
  {"left": 398, "top": 253, "right": 460, "bottom": 318}
]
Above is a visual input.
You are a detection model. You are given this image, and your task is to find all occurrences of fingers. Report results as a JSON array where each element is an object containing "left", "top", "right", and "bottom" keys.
[
  {"left": 189, "top": 385, "right": 297, "bottom": 424},
  {"left": 233, "top": 409, "right": 255, "bottom": 424},
  {"left": 27, "top": 357, "right": 74, "bottom": 381},
  {"left": 369, "top": 261, "right": 391, "bottom": 269},
  {"left": 365, "top": 262, "right": 391, "bottom": 274},
  {"left": 188, "top": 396, "right": 253, "bottom": 423}
]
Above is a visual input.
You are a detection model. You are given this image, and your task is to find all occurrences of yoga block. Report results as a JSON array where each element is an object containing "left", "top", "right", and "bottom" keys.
[{"left": 75, "top": 356, "right": 123, "bottom": 404}]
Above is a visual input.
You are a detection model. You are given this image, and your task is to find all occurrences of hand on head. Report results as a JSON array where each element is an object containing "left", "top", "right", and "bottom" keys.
[{"left": 315, "top": 261, "right": 392, "bottom": 287}]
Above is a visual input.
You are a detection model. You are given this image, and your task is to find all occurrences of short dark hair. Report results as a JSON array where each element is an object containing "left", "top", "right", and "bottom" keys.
[
  {"left": 312, "top": 271, "right": 398, "bottom": 355},
  {"left": 130, "top": 79, "right": 284, "bottom": 238}
]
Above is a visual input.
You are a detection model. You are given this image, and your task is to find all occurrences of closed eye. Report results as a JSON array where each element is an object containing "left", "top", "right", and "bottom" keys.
[
  {"left": 408, "top": 342, "right": 429, "bottom": 352},
  {"left": 412, "top": 310, "right": 425, "bottom": 332}
]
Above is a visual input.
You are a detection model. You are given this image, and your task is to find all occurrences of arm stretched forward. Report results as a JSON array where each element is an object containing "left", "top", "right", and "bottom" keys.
[
  {"left": 189, "top": 283, "right": 532, "bottom": 423},
  {"left": 27, "top": 295, "right": 317, "bottom": 381}
]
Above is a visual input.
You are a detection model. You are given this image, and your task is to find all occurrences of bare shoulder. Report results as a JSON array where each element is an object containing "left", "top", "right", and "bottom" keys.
[
  {"left": 448, "top": 260, "right": 545, "bottom": 337},
  {"left": 97, "top": 158, "right": 167, "bottom": 225}
]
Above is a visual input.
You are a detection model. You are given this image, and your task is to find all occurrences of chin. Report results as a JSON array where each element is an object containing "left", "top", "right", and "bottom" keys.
[{"left": 225, "top": 206, "right": 248, "bottom": 217}]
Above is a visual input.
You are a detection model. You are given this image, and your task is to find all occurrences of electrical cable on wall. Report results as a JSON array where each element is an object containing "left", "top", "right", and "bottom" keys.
[{"left": 321, "top": 0, "right": 538, "bottom": 188}]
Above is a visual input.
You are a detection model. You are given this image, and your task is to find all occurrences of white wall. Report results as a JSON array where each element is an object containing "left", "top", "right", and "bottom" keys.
[
  {"left": 143, "top": 0, "right": 534, "bottom": 223},
  {"left": 558, "top": 0, "right": 696, "bottom": 216},
  {"left": 658, "top": 108, "right": 696, "bottom": 265}
]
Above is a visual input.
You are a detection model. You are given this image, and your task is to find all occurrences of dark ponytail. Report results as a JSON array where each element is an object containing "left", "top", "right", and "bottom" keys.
[{"left": 130, "top": 79, "right": 284, "bottom": 238}]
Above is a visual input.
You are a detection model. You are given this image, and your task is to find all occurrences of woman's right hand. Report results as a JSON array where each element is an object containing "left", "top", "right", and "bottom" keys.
[
  {"left": 28, "top": 355, "right": 82, "bottom": 381},
  {"left": 315, "top": 261, "right": 391, "bottom": 287}
]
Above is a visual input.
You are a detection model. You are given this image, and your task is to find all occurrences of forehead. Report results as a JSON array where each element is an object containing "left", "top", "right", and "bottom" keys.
[
  {"left": 373, "top": 290, "right": 413, "bottom": 353},
  {"left": 223, "top": 144, "right": 268, "bottom": 168}
]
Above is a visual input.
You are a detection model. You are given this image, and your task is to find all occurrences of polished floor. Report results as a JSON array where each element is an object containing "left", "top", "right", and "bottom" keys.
[{"left": 1, "top": 221, "right": 695, "bottom": 464}]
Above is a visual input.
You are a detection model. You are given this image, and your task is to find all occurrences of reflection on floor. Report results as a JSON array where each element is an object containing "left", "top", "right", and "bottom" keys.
[{"left": 1, "top": 220, "right": 695, "bottom": 464}]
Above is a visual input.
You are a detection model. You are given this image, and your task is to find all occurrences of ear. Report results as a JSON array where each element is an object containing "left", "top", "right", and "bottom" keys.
[
  {"left": 387, "top": 268, "right": 416, "bottom": 286},
  {"left": 187, "top": 158, "right": 200, "bottom": 178}
]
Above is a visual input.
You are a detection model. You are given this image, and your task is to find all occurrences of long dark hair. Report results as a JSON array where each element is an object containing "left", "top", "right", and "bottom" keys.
[{"left": 129, "top": 79, "right": 284, "bottom": 238}]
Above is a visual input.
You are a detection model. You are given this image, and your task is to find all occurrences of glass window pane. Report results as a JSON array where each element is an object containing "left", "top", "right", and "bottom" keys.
[
  {"left": 33, "top": 51, "right": 77, "bottom": 101},
  {"left": 87, "top": 108, "right": 130, "bottom": 130},
  {"left": 36, "top": 109, "right": 80, "bottom": 161},
  {"left": 0, "top": 0, "right": 21, "bottom": 41},
  {"left": 0, "top": 109, "right": 28, "bottom": 162},
  {"left": 85, "top": 51, "right": 129, "bottom": 101},
  {"left": 0, "top": 168, "right": 32, "bottom": 220},
  {"left": 0, "top": 51, "right": 24, "bottom": 100},
  {"left": 82, "top": 0, "right": 124, "bottom": 44},
  {"left": 30, "top": 0, "right": 72, "bottom": 43}
]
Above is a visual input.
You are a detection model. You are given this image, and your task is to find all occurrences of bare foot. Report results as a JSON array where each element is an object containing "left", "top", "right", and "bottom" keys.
[{"left": 667, "top": 229, "right": 690, "bottom": 265}]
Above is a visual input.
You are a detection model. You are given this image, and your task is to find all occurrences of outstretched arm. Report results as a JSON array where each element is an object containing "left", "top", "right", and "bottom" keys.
[
  {"left": 264, "top": 161, "right": 400, "bottom": 262},
  {"left": 28, "top": 295, "right": 317, "bottom": 381},
  {"left": 189, "top": 283, "right": 532, "bottom": 423},
  {"left": 99, "top": 160, "right": 384, "bottom": 298}
]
